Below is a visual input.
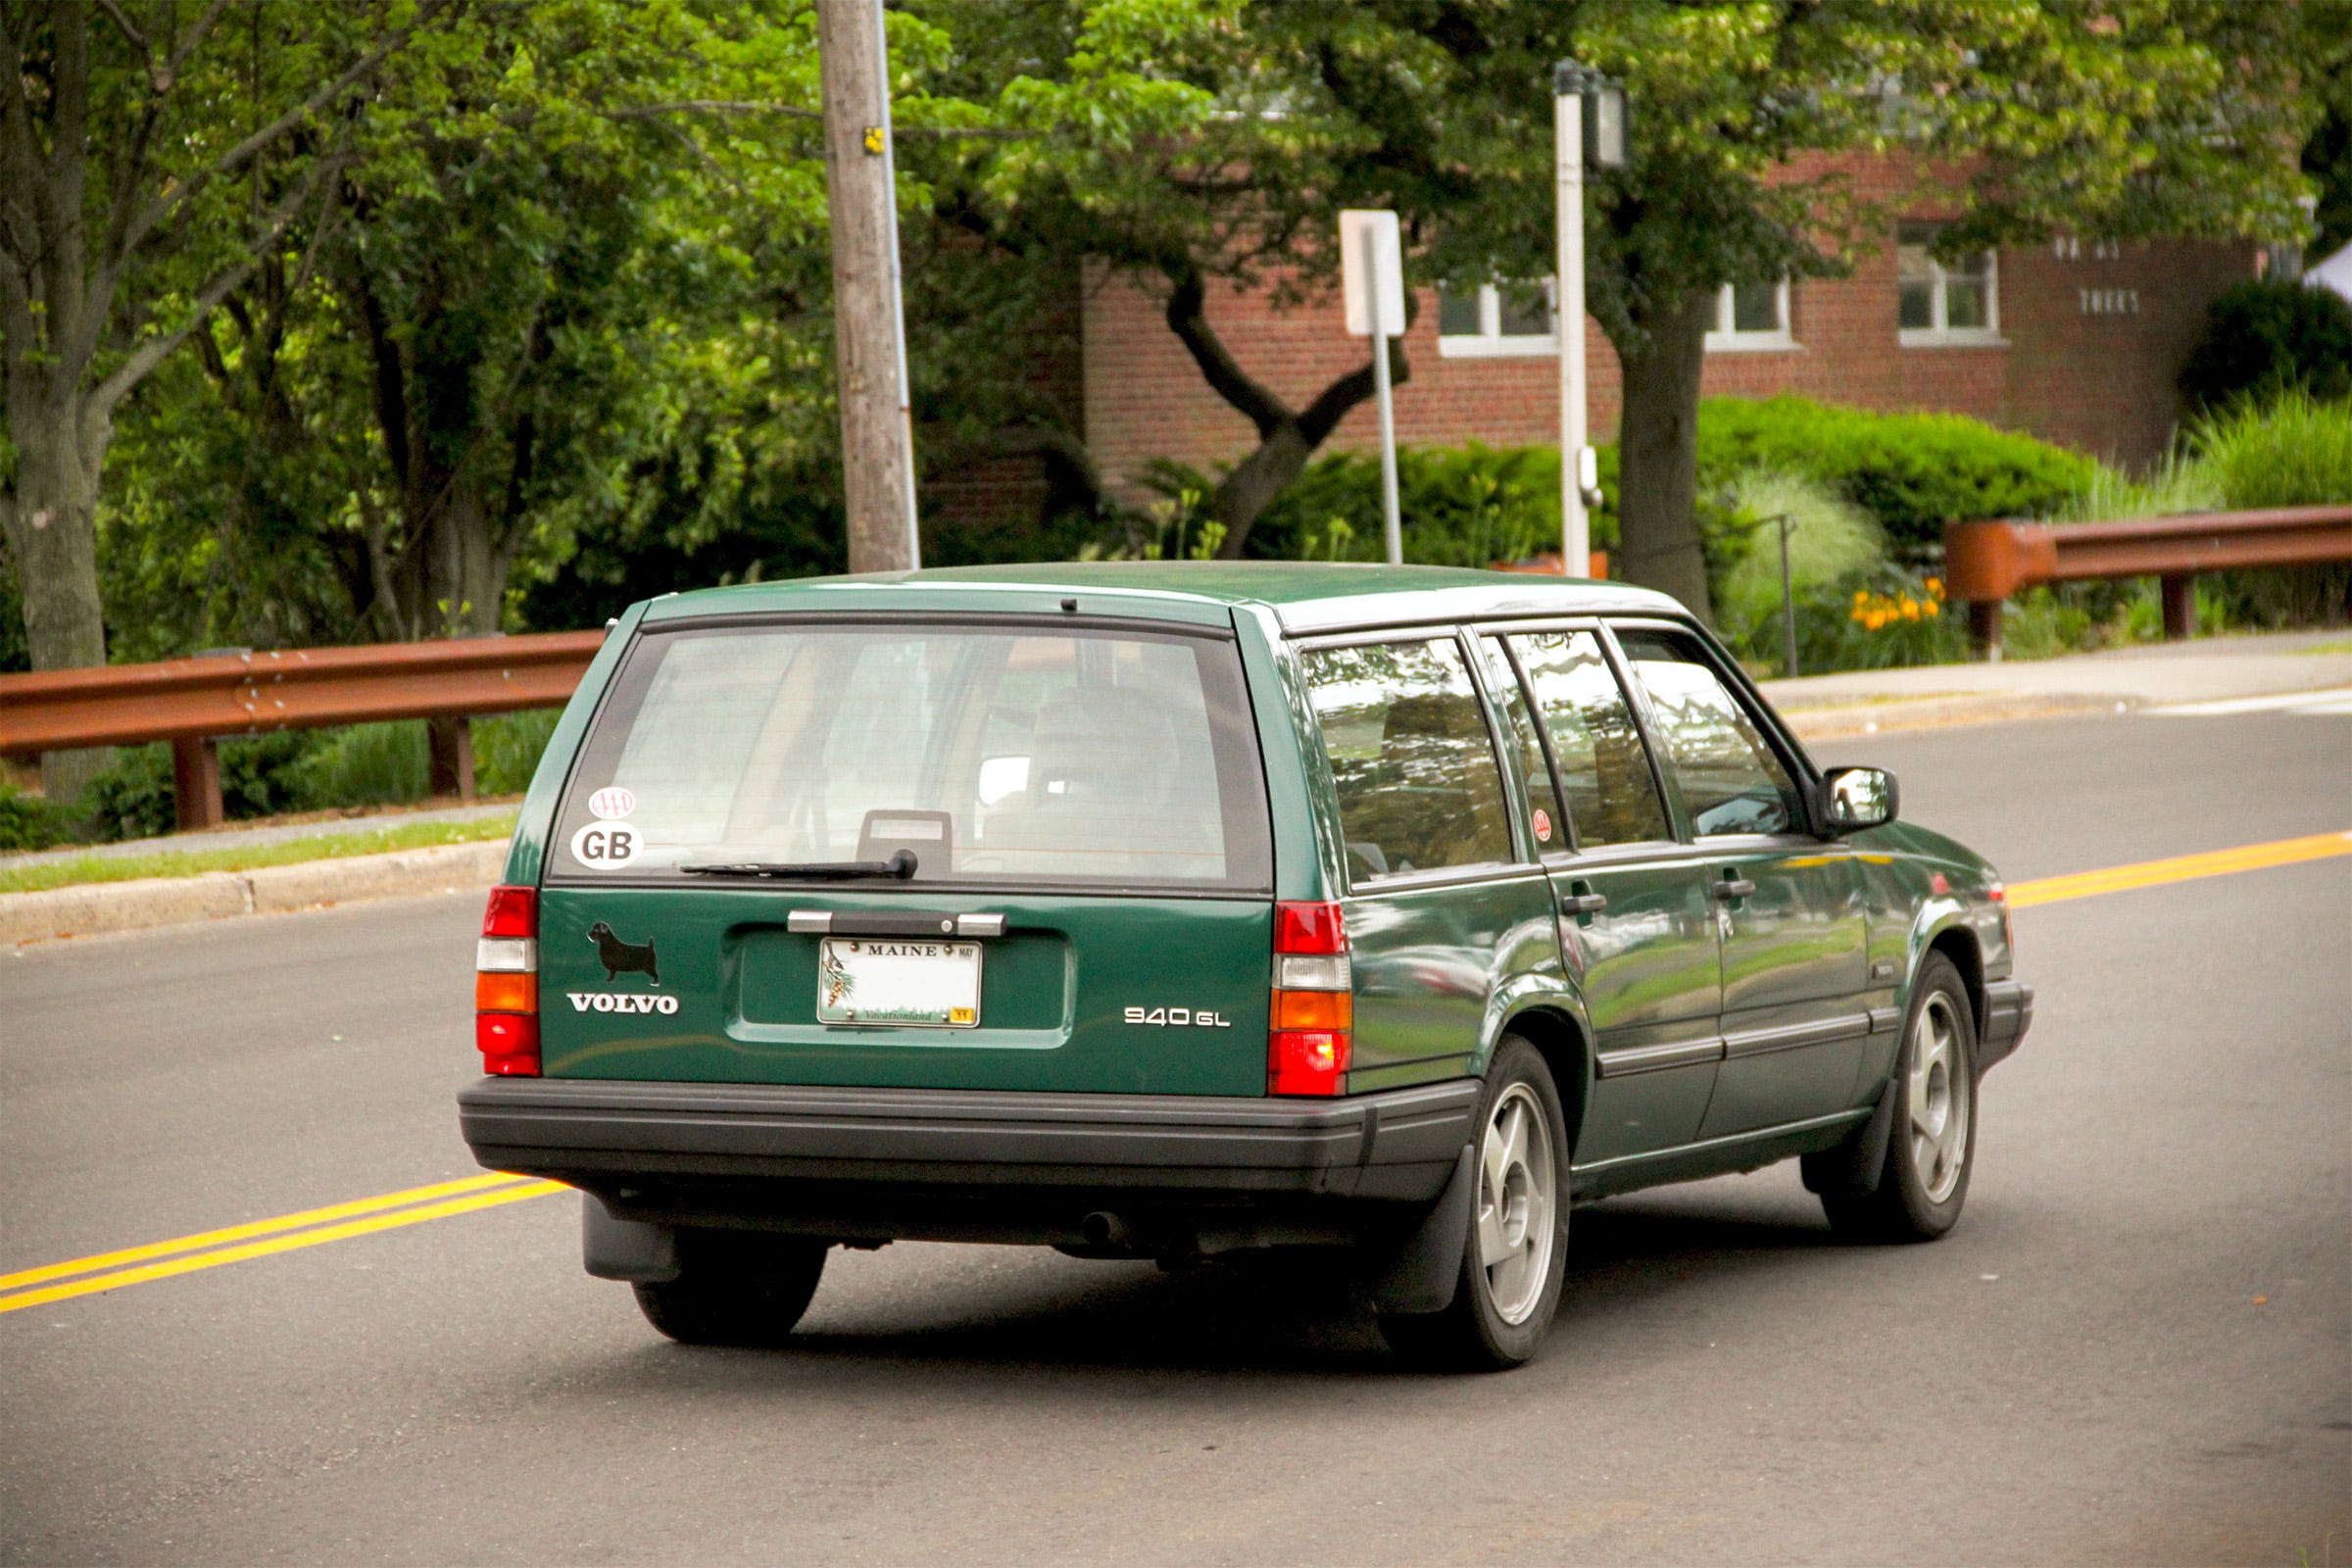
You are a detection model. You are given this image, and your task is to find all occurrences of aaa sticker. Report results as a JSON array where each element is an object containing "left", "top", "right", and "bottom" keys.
[
  {"left": 1532, "top": 808, "right": 1553, "bottom": 842},
  {"left": 588, "top": 786, "right": 637, "bottom": 820},
  {"left": 569, "top": 821, "right": 641, "bottom": 869}
]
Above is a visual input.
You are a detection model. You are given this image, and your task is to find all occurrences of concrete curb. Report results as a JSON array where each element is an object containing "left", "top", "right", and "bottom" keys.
[{"left": 2, "top": 840, "right": 509, "bottom": 948}]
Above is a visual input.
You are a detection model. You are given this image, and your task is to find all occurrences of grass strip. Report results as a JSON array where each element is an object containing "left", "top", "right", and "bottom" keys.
[{"left": 0, "top": 813, "right": 516, "bottom": 895}]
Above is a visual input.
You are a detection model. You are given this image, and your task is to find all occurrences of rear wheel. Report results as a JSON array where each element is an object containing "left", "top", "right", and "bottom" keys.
[
  {"left": 1821, "top": 955, "right": 1978, "bottom": 1243},
  {"left": 632, "top": 1230, "right": 828, "bottom": 1347},
  {"left": 1379, "top": 1038, "right": 1568, "bottom": 1372}
]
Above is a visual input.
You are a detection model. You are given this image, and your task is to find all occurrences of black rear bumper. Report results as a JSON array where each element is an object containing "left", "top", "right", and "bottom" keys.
[
  {"left": 1978, "top": 979, "right": 2034, "bottom": 1072},
  {"left": 460, "top": 1076, "right": 1478, "bottom": 1244}
]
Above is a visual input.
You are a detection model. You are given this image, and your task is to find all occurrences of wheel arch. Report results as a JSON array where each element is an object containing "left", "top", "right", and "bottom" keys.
[
  {"left": 1496, "top": 1004, "right": 1592, "bottom": 1161},
  {"left": 1923, "top": 921, "right": 1985, "bottom": 1034}
]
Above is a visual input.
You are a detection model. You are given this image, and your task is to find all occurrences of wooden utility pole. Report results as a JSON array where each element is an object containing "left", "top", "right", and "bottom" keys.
[{"left": 817, "top": 0, "right": 920, "bottom": 571}]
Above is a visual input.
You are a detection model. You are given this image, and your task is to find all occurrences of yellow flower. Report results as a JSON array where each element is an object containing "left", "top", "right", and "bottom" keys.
[
  {"left": 1925, "top": 599, "right": 1940, "bottom": 617},
  {"left": 1924, "top": 576, "right": 1943, "bottom": 598}
]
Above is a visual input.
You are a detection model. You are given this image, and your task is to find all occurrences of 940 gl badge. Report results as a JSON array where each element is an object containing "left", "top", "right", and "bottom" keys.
[{"left": 1122, "top": 1006, "right": 1234, "bottom": 1028}]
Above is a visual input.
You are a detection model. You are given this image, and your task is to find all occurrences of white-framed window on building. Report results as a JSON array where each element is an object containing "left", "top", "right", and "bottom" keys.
[
  {"left": 1897, "top": 221, "right": 2001, "bottom": 346},
  {"left": 1436, "top": 280, "right": 1556, "bottom": 358},
  {"left": 1705, "top": 280, "right": 1794, "bottom": 352}
]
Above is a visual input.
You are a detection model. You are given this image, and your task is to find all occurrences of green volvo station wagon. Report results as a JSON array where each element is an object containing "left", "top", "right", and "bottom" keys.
[{"left": 460, "top": 564, "right": 2031, "bottom": 1369}]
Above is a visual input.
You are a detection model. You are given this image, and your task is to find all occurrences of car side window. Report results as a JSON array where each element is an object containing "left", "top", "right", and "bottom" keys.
[
  {"left": 1302, "top": 637, "right": 1513, "bottom": 881},
  {"left": 1476, "top": 636, "right": 1568, "bottom": 851},
  {"left": 1616, "top": 630, "right": 1806, "bottom": 837},
  {"left": 1506, "top": 629, "right": 1673, "bottom": 848}
]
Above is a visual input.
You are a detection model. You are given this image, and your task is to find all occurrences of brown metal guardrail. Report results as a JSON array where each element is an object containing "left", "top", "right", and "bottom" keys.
[
  {"left": 0, "top": 631, "right": 607, "bottom": 831},
  {"left": 1943, "top": 505, "right": 2352, "bottom": 654}
]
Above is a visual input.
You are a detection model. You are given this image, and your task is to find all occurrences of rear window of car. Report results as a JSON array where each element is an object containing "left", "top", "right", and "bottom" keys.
[
  {"left": 1301, "top": 636, "right": 1513, "bottom": 881},
  {"left": 549, "top": 621, "right": 1270, "bottom": 890}
]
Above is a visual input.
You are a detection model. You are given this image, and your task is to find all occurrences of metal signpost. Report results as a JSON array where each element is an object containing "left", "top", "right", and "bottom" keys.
[
  {"left": 1340, "top": 210, "right": 1407, "bottom": 565},
  {"left": 1552, "top": 61, "right": 1628, "bottom": 579}
]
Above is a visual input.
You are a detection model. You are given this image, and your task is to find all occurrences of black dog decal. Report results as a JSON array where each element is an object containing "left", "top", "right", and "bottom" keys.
[{"left": 586, "top": 922, "right": 661, "bottom": 985}]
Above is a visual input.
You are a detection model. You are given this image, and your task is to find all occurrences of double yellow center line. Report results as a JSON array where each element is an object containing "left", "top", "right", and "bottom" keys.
[
  {"left": 0, "top": 1172, "right": 563, "bottom": 1316},
  {"left": 5, "top": 827, "right": 2345, "bottom": 1319}
]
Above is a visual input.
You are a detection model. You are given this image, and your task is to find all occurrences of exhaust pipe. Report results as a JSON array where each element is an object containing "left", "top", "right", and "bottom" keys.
[{"left": 1080, "top": 1210, "right": 1131, "bottom": 1249}]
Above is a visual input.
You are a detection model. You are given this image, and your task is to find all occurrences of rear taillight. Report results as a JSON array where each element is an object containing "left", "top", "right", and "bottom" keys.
[
  {"left": 1270, "top": 900, "right": 1351, "bottom": 1096},
  {"left": 476, "top": 885, "right": 539, "bottom": 1076}
]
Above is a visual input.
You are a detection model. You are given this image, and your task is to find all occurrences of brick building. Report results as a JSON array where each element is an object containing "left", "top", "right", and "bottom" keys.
[{"left": 928, "top": 170, "right": 2259, "bottom": 527}]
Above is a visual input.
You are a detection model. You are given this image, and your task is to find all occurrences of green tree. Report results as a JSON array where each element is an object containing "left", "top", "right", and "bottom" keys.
[
  {"left": 0, "top": 0, "right": 444, "bottom": 798},
  {"left": 1346, "top": 1, "right": 2315, "bottom": 613},
  {"left": 937, "top": 1, "right": 2315, "bottom": 613}
]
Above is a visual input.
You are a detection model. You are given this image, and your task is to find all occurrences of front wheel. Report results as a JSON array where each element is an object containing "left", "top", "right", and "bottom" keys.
[
  {"left": 1379, "top": 1037, "right": 1568, "bottom": 1371},
  {"left": 632, "top": 1230, "right": 829, "bottom": 1347},
  {"left": 1821, "top": 955, "right": 1978, "bottom": 1243}
]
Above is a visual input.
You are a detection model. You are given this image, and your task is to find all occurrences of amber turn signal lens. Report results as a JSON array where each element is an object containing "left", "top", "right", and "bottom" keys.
[
  {"left": 475, "top": 971, "right": 537, "bottom": 1013},
  {"left": 1272, "top": 988, "right": 1351, "bottom": 1030}
]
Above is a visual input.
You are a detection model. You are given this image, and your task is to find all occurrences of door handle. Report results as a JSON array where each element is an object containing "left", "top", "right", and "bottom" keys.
[
  {"left": 1559, "top": 890, "right": 1609, "bottom": 916},
  {"left": 1711, "top": 875, "right": 1757, "bottom": 901}
]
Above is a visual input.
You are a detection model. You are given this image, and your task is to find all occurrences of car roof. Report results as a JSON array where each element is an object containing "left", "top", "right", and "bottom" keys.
[{"left": 637, "top": 561, "right": 1690, "bottom": 636}]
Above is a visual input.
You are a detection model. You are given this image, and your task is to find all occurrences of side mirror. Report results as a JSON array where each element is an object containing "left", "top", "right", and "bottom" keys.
[{"left": 1820, "top": 766, "right": 1898, "bottom": 833}]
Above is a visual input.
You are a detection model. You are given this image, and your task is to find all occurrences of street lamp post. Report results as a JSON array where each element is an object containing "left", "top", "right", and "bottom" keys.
[{"left": 1552, "top": 60, "right": 1627, "bottom": 579}]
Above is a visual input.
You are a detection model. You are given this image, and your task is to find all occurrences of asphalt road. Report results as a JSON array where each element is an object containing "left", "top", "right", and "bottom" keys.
[{"left": 4, "top": 709, "right": 2346, "bottom": 1566}]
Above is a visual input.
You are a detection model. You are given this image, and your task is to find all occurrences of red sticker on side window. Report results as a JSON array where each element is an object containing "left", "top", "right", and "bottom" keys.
[{"left": 1532, "top": 808, "right": 1552, "bottom": 842}]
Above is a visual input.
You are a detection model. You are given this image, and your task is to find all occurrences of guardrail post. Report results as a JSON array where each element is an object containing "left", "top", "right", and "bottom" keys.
[
  {"left": 1967, "top": 599, "right": 2003, "bottom": 662},
  {"left": 171, "top": 737, "right": 224, "bottom": 831},
  {"left": 426, "top": 715, "right": 476, "bottom": 801},
  {"left": 2159, "top": 572, "right": 2196, "bottom": 641}
]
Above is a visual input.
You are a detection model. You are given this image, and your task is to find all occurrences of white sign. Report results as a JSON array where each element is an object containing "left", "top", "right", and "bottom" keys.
[
  {"left": 569, "top": 820, "right": 641, "bottom": 869},
  {"left": 588, "top": 786, "right": 637, "bottom": 820},
  {"left": 1340, "top": 211, "right": 1406, "bottom": 338}
]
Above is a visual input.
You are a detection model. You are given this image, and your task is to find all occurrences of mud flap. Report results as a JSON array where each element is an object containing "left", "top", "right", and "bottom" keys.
[
  {"left": 1367, "top": 1142, "right": 1475, "bottom": 1314},
  {"left": 1801, "top": 1073, "right": 1899, "bottom": 1198},
  {"left": 582, "top": 1194, "right": 679, "bottom": 1283}
]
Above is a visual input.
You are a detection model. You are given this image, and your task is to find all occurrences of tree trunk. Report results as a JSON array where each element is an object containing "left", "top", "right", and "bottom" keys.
[
  {"left": 1611, "top": 288, "right": 1715, "bottom": 622},
  {"left": 423, "top": 480, "right": 511, "bottom": 638},
  {"left": 1155, "top": 268, "right": 1404, "bottom": 559},
  {"left": 2, "top": 395, "right": 115, "bottom": 802}
]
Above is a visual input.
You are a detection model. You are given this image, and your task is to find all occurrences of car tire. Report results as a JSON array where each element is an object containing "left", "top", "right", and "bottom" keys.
[
  {"left": 631, "top": 1230, "right": 829, "bottom": 1347},
  {"left": 1820, "top": 954, "right": 1979, "bottom": 1243},
  {"left": 1378, "top": 1037, "right": 1569, "bottom": 1372}
]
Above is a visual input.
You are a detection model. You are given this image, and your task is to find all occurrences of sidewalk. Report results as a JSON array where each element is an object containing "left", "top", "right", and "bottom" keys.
[{"left": 1761, "top": 627, "right": 2352, "bottom": 739}]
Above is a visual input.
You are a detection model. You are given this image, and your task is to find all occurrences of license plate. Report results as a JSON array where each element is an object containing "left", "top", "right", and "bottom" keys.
[{"left": 816, "top": 938, "right": 982, "bottom": 1028}]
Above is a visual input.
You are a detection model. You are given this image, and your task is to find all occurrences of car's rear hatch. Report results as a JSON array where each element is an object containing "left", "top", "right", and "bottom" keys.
[{"left": 535, "top": 613, "right": 1275, "bottom": 1096}]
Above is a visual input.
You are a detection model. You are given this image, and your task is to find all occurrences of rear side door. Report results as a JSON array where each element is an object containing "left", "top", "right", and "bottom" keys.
[
  {"left": 1295, "top": 632, "right": 1558, "bottom": 1093},
  {"left": 534, "top": 616, "right": 1276, "bottom": 1096},
  {"left": 1478, "top": 626, "right": 1724, "bottom": 1162},
  {"left": 1610, "top": 625, "right": 1871, "bottom": 1138}
]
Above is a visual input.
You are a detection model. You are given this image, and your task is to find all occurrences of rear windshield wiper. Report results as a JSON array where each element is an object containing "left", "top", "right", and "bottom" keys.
[{"left": 679, "top": 850, "right": 918, "bottom": 880}]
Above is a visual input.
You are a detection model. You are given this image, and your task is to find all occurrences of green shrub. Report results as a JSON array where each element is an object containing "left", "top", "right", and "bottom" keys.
[
  {"left": 477, "top": 710, "right": 562, "bottom": 796},
  {"left": 0, "top": 782, "right": 71, "bottom": 852},
  {"left": 1694, "top": 397, "right": 2097, "bottom": 550},
  {"left": 2050, "top": 452, "right": 2224, "bottom": 522},
  {"left": 1150, "top": 444, "right": 1598, "bottom": 568},
  {"left": 2178, "top": 281, "right": 2352, "bottom": 414},
  {"left": 2187, "top": 388, "right": 2352, "bottom": 509},
  {"left": 1709, "top": 470, "right": 1934, "bottom": 674},
  {"left": 74, "top": 731, "right": 317, "bottom": 843},
  {"left": 1713, "top": 470, "right": 1885, "bottom": 627},
  {"left": 283, "top": 722, "right": 429, "bottom": 810}
]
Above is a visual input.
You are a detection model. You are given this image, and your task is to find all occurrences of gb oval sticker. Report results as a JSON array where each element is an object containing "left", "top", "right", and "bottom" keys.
[{"left": 569, "top": 820, "right": 641, "bottom": 869}]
